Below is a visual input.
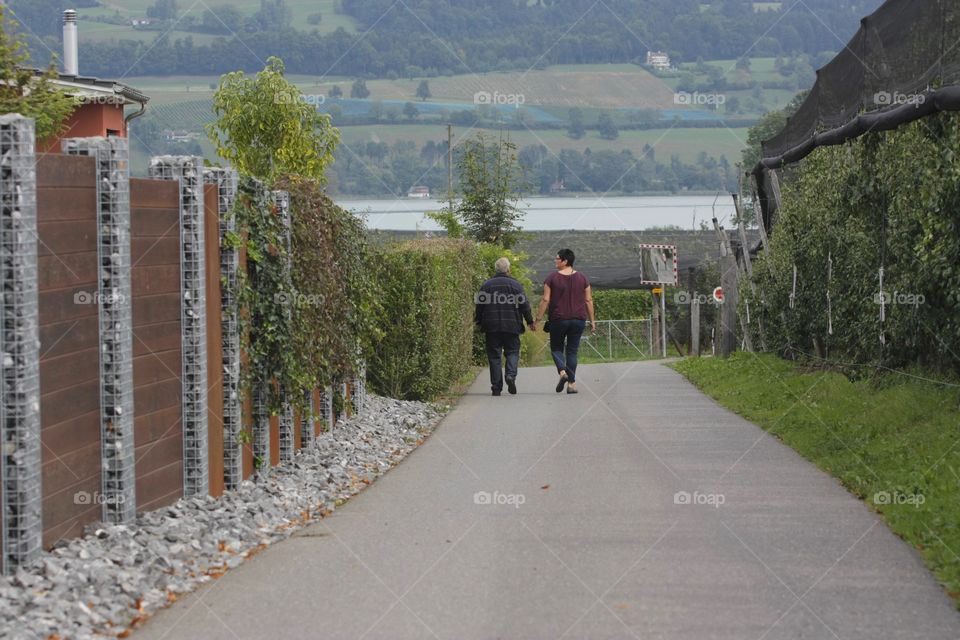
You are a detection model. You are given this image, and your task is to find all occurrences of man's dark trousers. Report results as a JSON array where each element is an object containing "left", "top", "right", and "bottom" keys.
[{"left": 485, "top": 331, "right": 520, "bottom": 393}]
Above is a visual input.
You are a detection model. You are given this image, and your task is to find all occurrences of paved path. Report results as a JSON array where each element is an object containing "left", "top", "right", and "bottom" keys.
[{"left": 138, "top": 361, "right": 960, "bottom": 640}]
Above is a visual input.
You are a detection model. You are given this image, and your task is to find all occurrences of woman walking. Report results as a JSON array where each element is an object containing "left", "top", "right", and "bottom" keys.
[{"left": 535, "top": 249, "right": 596, "bottom": 394}]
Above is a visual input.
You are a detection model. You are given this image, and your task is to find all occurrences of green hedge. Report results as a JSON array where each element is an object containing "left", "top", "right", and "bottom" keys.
[
  {"left": 747, "top": 113, "right": 960, "bottom": 372},
  {"left": 369, "top": 238, "right": 478, "bottom": 400},
  {"left": 592, "top": 289, "right": 652, "bottom": 320}
]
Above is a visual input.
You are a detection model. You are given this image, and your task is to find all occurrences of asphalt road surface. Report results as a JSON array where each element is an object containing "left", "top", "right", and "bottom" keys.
[{"left": 137, "top": 361, "right": 960, "bottom": 640}]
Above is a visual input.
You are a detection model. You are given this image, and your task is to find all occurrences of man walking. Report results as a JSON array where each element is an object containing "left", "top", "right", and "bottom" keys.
[{"left": 475, "top": 257, "right": 536, "bottom": 396}]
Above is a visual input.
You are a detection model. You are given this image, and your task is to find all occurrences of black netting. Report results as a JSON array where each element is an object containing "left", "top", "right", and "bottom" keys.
[
  {"left": 760, "top": 0, "right": 960, "bottom": 166},
  {"left": 754, "top": 0, "right": 960, "bottom": 235}
]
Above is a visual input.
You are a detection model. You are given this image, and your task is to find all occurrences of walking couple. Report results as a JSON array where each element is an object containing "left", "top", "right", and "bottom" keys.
[{"left": 474, "top": 249, "right": 596, "bottom": 396}]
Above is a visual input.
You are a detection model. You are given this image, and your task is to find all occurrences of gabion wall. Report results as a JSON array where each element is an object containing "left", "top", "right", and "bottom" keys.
[
  {"left": 149, "top": 157, "right": 209, "bottom": 496},
  {"left": 319, "top": 386, "right": 333, "bottom": 431},
  {"left": 203, "top": 168, "right": 242, "bottom": 490},
  {"left": 0, "top": 115, "right": 42, "bottom": 573},
  {"left": 271, "top": 191, "right": 295, "bottom": 463},
  {"left": 63, "top": 137, "right": 136, "bottom": 523}
]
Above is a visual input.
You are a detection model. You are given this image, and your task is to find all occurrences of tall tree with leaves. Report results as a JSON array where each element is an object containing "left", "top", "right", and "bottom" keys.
[
  {"left": 0, "top": 8, "right": 76, "bottom": 141},
  {"left": 350, "top": 78, "right": 370, "bottom": 99},
  {"left": 416, "top": 79, "right": 431, "bottom": 101},
  {"left": 454, "top": 132, "right": 527, "bottom": 249},
  {"left": 208, "top": 56, "right": 339, "bottom": 185}
]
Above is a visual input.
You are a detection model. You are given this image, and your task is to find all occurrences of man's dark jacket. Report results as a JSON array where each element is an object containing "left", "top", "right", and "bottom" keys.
[{"left": 475, "top": 274, "right": 533, "bottom": 334}]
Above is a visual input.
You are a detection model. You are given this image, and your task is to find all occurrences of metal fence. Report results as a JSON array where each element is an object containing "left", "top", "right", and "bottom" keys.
[{"left": 578, "top": 319, "right": 654, "bottom": 361}]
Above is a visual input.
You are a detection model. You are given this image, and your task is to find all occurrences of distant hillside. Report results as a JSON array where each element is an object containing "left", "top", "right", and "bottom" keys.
[{"left": 15, "top": 0, "right": 884, "bottom": 78}]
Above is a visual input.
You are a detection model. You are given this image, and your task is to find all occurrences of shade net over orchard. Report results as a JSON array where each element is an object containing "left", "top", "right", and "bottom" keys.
[{"left": 754, "top": 0, "right": 960, "bottom": 230}]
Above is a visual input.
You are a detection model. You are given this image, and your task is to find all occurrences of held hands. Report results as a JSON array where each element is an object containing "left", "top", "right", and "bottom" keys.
[{"left": 590, "top": 321, "right": 597, "bottom": 333}]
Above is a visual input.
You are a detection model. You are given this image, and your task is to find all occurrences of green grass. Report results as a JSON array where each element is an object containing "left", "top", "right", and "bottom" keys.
[{"left": 672, "top": 353, "right": 960, "bottom": 607}]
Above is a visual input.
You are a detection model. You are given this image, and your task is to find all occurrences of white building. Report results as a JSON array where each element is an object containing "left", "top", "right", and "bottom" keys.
[{"left": 646, "top": 51, "right": 671, "bottom": 71}]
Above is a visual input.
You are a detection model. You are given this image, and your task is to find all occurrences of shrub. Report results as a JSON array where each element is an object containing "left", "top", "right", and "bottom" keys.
[
  {"left": 592, "top": 289, "right": 652, "bottom": 319},
  {"left": 747, "top": 112, "right": 960, "bottom": 372},
  {"left": 369, "top": 238, "right": 478, "bottom": 400}
]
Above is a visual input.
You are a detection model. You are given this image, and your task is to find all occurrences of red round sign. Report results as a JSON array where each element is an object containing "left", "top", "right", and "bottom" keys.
[{"left": 712, "top": 286, "right": 724, "bottom": 303}]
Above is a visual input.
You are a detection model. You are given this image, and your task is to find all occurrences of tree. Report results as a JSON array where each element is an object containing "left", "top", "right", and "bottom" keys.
[
  {"left": 453, "top": 132, "right": 527, "bottom": 249},
  {"left": 416, "top": 79, "right": 431, "bottom": 101},
  {"left": 328, "top": 84, "right": 343, "bottom": 98},
  {"left": 597, "top": 112, "right": 619, "bottom": 140},
  {"left": 201, "top": 5, "right": 244, "bottom": 33},
  {"left": 0, "top": 8, "right": 76, "bottom": 141},
  {"left": 403, "top": 101, "right": 419, "bottom": 120},
  {"left": 147, "top": 0, "right": 178, "bottom": 20},
  {"left": 207, "top": 56, "right": 340, "bottom": 184},
  {"left": 350, "top": 78, "right": 370, "bottom": 99},
  {"left": 248, "top": 0, "right": 291, "bottom": 31},
  {"left": 567, "top": 107, "right": 585, "bottom": 139}
]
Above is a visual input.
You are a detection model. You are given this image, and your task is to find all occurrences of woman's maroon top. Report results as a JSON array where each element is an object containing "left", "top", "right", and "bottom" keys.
[{"left": 545, "top": 271, "right": 590, "bottom": 321}]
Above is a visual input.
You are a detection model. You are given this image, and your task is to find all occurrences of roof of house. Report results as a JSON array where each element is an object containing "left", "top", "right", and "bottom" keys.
[{"left": 29, "top": 68, "right": 150, "bottom": 105}]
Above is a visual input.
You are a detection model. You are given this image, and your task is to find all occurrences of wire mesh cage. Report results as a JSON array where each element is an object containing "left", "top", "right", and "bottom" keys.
[
  {"left": 203, "top": 167, "right": 243, "bottom": 489},
  {"left": 63, "top": 137, "right": 136, "bottom": 523},
  {"left": 0, "top": 115, "right": 42, "bottom": 573},
  {"left": 149, "top": 156, "right": 209, "bottom": 496},
  {"left": 319, "top": 386, "right": 333, "bottom": 431},
  {"left": 300, "top": 389, "right": 316, "bottom": 448}
]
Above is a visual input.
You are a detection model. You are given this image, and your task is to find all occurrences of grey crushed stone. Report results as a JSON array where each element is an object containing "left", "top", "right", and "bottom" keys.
[{"left": 0, "top": 395, "right": 442, "bottom": 639}]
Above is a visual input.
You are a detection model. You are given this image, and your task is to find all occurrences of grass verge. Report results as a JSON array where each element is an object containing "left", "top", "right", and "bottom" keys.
[{"left": 672, "top": 352, "right": 960, "bottom": 607}]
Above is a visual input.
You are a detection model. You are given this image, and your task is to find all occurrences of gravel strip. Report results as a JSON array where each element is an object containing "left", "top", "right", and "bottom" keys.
[{"left": 1, "top": 395, "right": 443, "bottom": 639}]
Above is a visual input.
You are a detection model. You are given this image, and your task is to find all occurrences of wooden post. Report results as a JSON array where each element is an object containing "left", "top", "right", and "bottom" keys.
[
  {"left": 719, "top": 253, "right": 739, "bottom": 357},
  {"left": 651, "top": 291, "right": 662, "bottom": 358},
  {"left": 685, "top": 266, "right": 695, "bottom": 355},
  {"left": 691, "top": 297, "right": 700, "bottom": 357}
]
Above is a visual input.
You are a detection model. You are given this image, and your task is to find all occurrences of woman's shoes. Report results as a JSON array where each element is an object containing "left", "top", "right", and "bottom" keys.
[
  {"left": 555, "top": 371, "right": 568, "bottom": 393},
  {"left": 566, "top": 383, "right": 578, "bottom": 394}
]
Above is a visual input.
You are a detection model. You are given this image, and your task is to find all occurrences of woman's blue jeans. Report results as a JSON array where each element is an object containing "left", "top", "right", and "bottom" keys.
[{"left": 549, "top": 319, "right": 585, "bottom": 382}]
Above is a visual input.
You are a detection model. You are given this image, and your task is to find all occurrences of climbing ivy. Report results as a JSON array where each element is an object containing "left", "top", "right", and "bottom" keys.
[{"left": 229, "top": 176, "right": 380, "bottom": 413}]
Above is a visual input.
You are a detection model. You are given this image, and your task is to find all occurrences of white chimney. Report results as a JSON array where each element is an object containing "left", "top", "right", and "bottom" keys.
[{"left": 63, "top": 9, "right": 78, "bottom": 76}]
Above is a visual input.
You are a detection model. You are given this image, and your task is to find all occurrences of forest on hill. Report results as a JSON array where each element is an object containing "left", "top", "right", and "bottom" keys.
[{"left": 14, "top": 0, "right": 883, "bottom": 78}]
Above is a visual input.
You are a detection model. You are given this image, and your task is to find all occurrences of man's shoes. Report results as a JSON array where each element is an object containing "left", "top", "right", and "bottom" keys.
[
  {"left": 492, "top": 390, "right": 501, "bottom": 397},
  {"left": 566, "top": 382, "right": 578, "bottom": 394},
  {"left": 555, "top": 371, "right": 568, "bottom": 393},
  {"left": 506, "top": 376, "right": 517, "bottom": 395}
]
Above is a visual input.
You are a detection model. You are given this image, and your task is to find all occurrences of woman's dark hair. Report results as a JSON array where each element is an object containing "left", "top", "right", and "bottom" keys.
[{"left": 557, "top": 248, "right": 575, "bottom": 266}]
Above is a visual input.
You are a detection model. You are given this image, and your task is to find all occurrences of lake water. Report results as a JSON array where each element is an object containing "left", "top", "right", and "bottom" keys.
[{"left": 336, "top": 195, "right": 738, "bottom": 231}]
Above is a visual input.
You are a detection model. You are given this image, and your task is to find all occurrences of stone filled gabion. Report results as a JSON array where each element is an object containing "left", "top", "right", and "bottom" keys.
[
  {"left": 0, "top": 114, "right": 42, "bottom": 574},
  {"left": 63, "top": 137, "right": 136, "bottom": 524},
  {"left": 149, "top": 157, "right": 208, "bottom": 497},
  {"left": 202, "top": 168, "right": 242, "bottom": 490},
  {"left": 0, "top": 396, "right": 441, "bottom": 639}
]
